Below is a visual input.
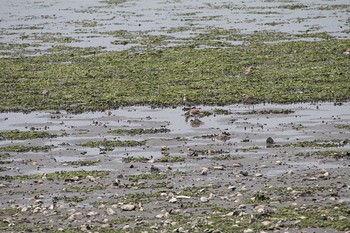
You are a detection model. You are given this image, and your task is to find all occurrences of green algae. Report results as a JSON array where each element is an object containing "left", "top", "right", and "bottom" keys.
[
  {"left": 64, "top": 159, "right": 101, "bottom": 166},
  {"left": 155, "top": 155, "right": 185, "bottom": 163},
  {"left": 295, "top": 150, "right": 350, "bottom": 158},
  {"left": 0, "top": 170, "right": 110, "bottom": 181},
  {"left": 79, "top": 140, "right": 146, "bottom": 151},
  {"left": 284, "top": 140, "right": 343, "bottom": 148},
  {"left": 128, "top": 173, "right": 167, "bottom": 182},
  {"left": 0, "top": 130, "right": 58, "bottom": 140},
  {"left": 109, "top": 128, "right": 170, "bottom": 135},
  {"left": 122, "top": 156, "right": 149, "bottom": 163},
  {"left": 0, "top": 36, "right": 349, "bottom": 112},
  {"left": 0, "top": 145, "right": 52, "bottom": 152}
]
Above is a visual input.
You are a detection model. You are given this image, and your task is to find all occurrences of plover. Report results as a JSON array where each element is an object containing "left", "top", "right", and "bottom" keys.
[
  {"left": 243, "top": 66, "right": 254, "bottom": 77},
  {"left": 42, "top": 88, "right": 50, "bottom": 97}
]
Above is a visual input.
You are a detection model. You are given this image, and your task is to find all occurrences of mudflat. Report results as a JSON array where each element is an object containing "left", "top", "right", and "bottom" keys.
[{"left": 0, "top": 102, "right": 349, "bottom": 232}]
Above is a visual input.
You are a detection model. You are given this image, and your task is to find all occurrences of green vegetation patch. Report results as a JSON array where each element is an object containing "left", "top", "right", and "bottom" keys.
[
  {"left": 295, "top": 150, "right": 350, "bottom": 158},
  {"left": 122, "top": 156, "right": 150, "bottom": 163},
  {"left": 0, "top": 145, "right": 52, "bottom": 152},
  {"left": 79, "top": 140, "right": 146, "bottom": 151},
  {"left": 155, "top": 156, "right": 185, "bottom": 163},
  {"left": 0, "top": 37, "right": 349, "bottom": 112},
  {"left": 64, "top": 159, "right": 100, "bottom": 166},
  {"left": 128, "top": 173, "right": 167, "bottom": 182},
  {"left": 1, "top": 170, "right": 110, "bottom": 181},
  {"left": 0, "top": 153, "right": 11, "bottom": 159},
  {"left": 284, "top": 140, "right": 343, "bottom": 148},
  {"left": 65, "top": 184, "right": 106, "bottom": 193},
  {"left": 335, "top": 124, "right": 350, "bottom": 130},
  {"left": 46, "top": 170, "right": 110, "bottom": 180},
  {"left": 0, "top": 130, "right": 58, "bottom": 140},
  {"left": 109, "top": 128, "right": 170, "bottom": 135},
  {"left": 237, "top": 109, "right": 294, "bottom": 115},
  {"left": 53, "top": 195, "right": 86, "bottom": 203}
]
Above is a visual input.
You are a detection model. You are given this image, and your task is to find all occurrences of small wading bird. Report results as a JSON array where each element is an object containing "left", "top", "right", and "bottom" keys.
[
  {"left": 242, "top": 95, "right": 257, "bottom": 109},
  {"left": 183, "top": 94, "right": 193, "bottom": 106},
  {"left": 104, "top": 110, "right": 112, "bottom": 116},
  {"left": 42, "top": 88, "right": 50, "bottom": 97},
  {"left": 343, "top": 48, "right": 350, "bottom": 55},
  {"left": 184, "top": 107, "right": 202, "bottom": 124},
  {"left": 186, "top": 107, "right": 201, "bottom": 118},
  {"left": 243, "top": 66, "right": 254, "bottom": 77}
]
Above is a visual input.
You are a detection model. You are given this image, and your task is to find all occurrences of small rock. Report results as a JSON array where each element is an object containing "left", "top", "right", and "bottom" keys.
[
  {"left": 200, "top": 197, "right": 209, "bottom": 203},
  {"left": 266, "top": 137, "right": 274, "bottom": 144},
  {"left": 86, "top": 211, "right": 98, "bottom": 217},
  {"left": 176, "top": 195, "right": 191, "bottom": 199},
  {"left": 261, "top": 221, "right": 271, "bottom": 226},
  {"left": 275, "top": 160, "right": 282, "bottom": 165},
  {"left": 169, "top": 197, "right": 177, "bottom": 203},
  {"left": 106, "top": 208, "right": 115, "bottom": 216},
  {"left": 121, "top": 204, "right": 135, "bottom": 211},
  {"left": 244, "top": 229, "right": 254, "bottom": 233},
  {"left": 228, "top": 185, "right": 236, "bottom": 191},
  {"left": 240, "top": 171, "right": 248, "bottom": 176},
  {"left": 213, "top": 166, "right": 224, "bottom": 170},
  {"left": 255, "top": 173, "right": 263, "bottom": 177},
  {"left": 201, "top": 167, "right": 209, "bottom": 175},
  {"left": 232, "top": 163, "right": 243, "bottom": 167}
]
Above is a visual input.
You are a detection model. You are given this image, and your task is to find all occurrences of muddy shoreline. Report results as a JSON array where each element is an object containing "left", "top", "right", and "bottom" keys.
[{"left": 1, "top": 102, "right": 349, "bottom": 232}]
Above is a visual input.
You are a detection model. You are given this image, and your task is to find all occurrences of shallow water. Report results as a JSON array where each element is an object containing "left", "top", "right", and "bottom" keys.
[{"left": 1, "top": 0, "right": 349, "bottom": 56}]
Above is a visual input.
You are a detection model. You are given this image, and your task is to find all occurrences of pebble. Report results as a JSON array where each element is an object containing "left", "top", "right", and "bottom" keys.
[
  {"left": 266, "top": 137, "right": 274, "bottom": 144},
  {"left": 244, "top": 229, "right": 254, "bottom": 233},
  {"left": 228, "top": 185, "right": 236, "bottom": 191},
  {"left": 200, "top": 197, "right": 209, "bottom": 203},
  {"left": 261, "top": 221, "right": 271, "bottom": 226},
  {"left": 213, "top": 166, "right": 224, "bottom": 170},
  {"left": 106, "top": 208, "right": 115, "bottom": 216},
  {"left": 86, "top": 211, "right": 98, "bottom": 217},
  {"left": 169, "top": 197, "right": 177, "bottom": 203},
  {"left": 176, "top": 195, "right": 191, "bottom": 199},
  {"left": 121, "top": 204, "right": 136, "bottom": 211},
  {"left": 255, "top": 173, "right": 263, "bottom": 177},
  {"left": 232, "top": 163, "right": 243, "bottom": 167},
  {"left": 275, "top": 160, "right": 283, "bottom": 165},
  {"left": 201, "top": 167, "right": 209, "bottom": 175}
]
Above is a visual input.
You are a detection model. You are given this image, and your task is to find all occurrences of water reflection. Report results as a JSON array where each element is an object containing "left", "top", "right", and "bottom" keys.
[{"left": 189, "top": 118, "right": 204, "bottom": 128}]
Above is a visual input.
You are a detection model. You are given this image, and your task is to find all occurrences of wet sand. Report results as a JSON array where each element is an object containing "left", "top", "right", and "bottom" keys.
[{"left": 0, "top": 102, "right": 349, "bottom": 232}]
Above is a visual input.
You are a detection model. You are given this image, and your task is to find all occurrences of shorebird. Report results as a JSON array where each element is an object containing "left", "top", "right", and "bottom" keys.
[
  {"left": 242, "top": 95, "right": 256, "bottom": 109},
  {"left": 42, "top": 88, "right": 50, "bottom": 97},
  {"left": 104, "top": 110, "right": 112, "bottom": 116},
  {"left": 183, "top": 94, "right": 193, "bottom": 106},
  {"left": 243, "top": 66, "right": 254, "bottom": 77},
  {"left": 343, "top": 48, "right": 350, "bottom": 55},
  {"left": 186, "top": 108, "right": 201, "bottom": 118}
]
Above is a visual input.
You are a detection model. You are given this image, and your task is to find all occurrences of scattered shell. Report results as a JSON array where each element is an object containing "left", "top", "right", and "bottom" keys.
[
  {"left": 255, "top": 173, "right": 263, "bottom": 177},
  {"left": 232, "top": 163, "right": 243, "bottom": 168},
  {"left": 200, "top": 197, "right": 209, "bottom": 203},
  {"left": 228, "top": 185, "right": 236, "bottom": 191},
  {"left": 169, "top": 197, "right": 177, "bottom": 203},
  {"left": 121, "top": 204, "right": 136, "bottom": 211},
  {"left": 86, "top": 211, "right": 98, "bottom": 217},
  {"left": 213, "top": 165, "right": 225, "bottom": 170},
  {"left": 176, "top": 195, "right": 191, "bottom": 199},
  {"left": 106, "top": 208, "right": 115, "bottom": 216},
  {"left": 244, "top": 229, "right": 254, "bottom": 233},
  {"left": 275, "top": 160, "right": 283, "bottom": 165},
  {"left": 261, "top": 221, "right": 271, "bottom": 226},
  {"left": 201, "top": 167, "right": 209, "bottom": 175}
]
